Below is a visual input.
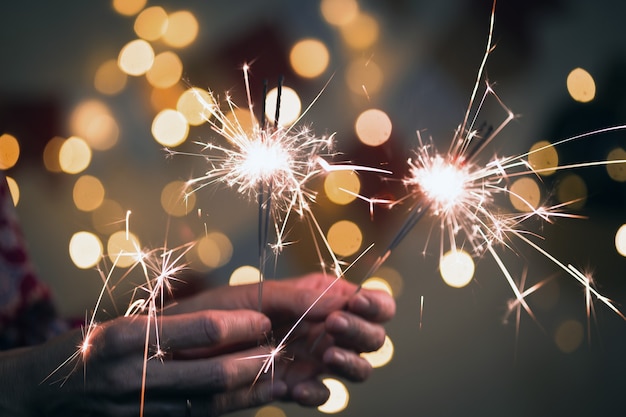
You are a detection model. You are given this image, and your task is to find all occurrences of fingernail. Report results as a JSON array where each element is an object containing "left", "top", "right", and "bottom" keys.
[
  {"left": 329, "top": 315, "right": 349, "bottom": 332},
  {"left": 353, "top": 294, "right": 370, "bottom": 312}
]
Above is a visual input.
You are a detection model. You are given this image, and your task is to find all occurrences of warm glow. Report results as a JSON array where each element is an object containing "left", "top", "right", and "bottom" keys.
[
  {"left": 94, "top": 59, "right": 128, "bottom": 95},
  {"left": 327, "top": 220, "right": 362, "bottom": 257},
  {"left": 161, "top": 180, "right": 196, "bottom": 217},
  {"left": 255, "top": 405, "right": 287, "bottom": 417},
  {"left": 118, "top": 39, "right": 155, "bottom": 76},
  {"left": 73, "top": 175, "right": 105, "bottom": 212},
  {"left": 606, "top": 147, "right": 626, "bottom": 182},
  {"left": 318, "top": 378, "right": 349, "bottom": 414},
  {"left": 196, "top": 232, "right": 233, "bottom": 268},
  {"left": 112, "top": 0, "right": 147, "bottom": 16},
  {"left": 324, "top": 170, "right": 360, "bottom": 205},
  {"left": 134, "top": 6, "right": 168, "bottom": 41},
  {"left": 361, "top": 277, "right": 393, "bottom": 296},
  {"left": 265, "top": 86, "right": 302, "bottom": 127},
  {"left": 59, "top": 136, "right": 92, "bottom": 174},
  {"left": 439, "top": 249, "right": 475, "bottom": 288},
  {"left": 151, "top": 109, "right": 189, "bottom": 147},
  {"left": 509, "top": 177, "right": 541, "bottom": 212},
  {"left": 0, "top": 133, "right": 19, "bottom": 169},
  {"left": 229, "top": 265, "right": 261, "bottom": 286},
  {"left": 360, "top": 335, "right": 394, "bottom": 368},
  {"left": 162, "top": 10, "right": 198, "bottom": 48},
  {"left": 91, "top": 199, "right": 125, "bottom": 235},
  {"left": 70, "top": 99, "right": 119, "bottom": 151},
  {"left": 177, "top": 87, "right": 214, "bottom": 126},
  {"left": 69, "top": 231, "right": 103, "bottom": 269},
  {"left": 5, "top": 176, "right": 19, "bottom": 206},
  {"left": 150, "top": 84, "right": 185, "bottom": 112},
  {"left": 355, "top": 108, "right": 391, "bottom": 146},
  {"left": 107, "top": 230, "right": 141, "bottom": 268},
  {"left": 554, "top": 319, "right": 584, "bottom": 353},
  {"left": 556, "top": 173, "right": 587, "bottom": 210},
  {"left": 528, "top": 140, "right": 558, "bottom": 176},
  {"left": 346, "top": 58, "right": 383, "bottom": 97},
  {"left": 615, "top": 224, "right": 626, "bottom": 257},
  {"left": 320, "top": 0, "right": 359, "bottom": 26},
  {"left": 290, "top": 39, "right": 330, "bottom": 78},
  {"left": 226, "top": 107, "right": 256, "bottom": 136},
  {"left": 567, "top": 67, "right": 595, "bottom": 103},
  {"left": 339, "top": 12, "right": 379, "bottom": 49},
  {"left": 43, "top": 136, "right": 65, "bottom": 172},
  {"left": 413, "top": 156, "right": 467, "bottom": 213},
  {"left": 146, "top": 51, "right": 183, "bottom": 89},
  {"left": 374, "top": 266, "right": 404, "bottom": 298}
]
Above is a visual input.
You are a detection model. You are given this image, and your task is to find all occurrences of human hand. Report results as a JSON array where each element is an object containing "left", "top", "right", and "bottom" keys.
[
  {"left": 169, "top": 273, "right": 396, "bottom": 406},
  {"left": 14, "top": 309, "right": 287, "bottom": 417}
]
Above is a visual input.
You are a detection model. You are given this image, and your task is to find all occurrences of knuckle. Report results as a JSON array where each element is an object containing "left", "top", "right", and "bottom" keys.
[{"left": 202, "top": 313, "right": 226, "bottom": 345}]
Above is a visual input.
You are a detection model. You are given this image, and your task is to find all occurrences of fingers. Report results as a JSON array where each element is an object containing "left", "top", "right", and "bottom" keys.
[
  {"left": 325, "top": 310, "right": 386, "bottom": 353},
  {"left": 348, "top": 290, "right": 396, "bottom": 323},
  {"left": 323, "top": 346, "right": 373, "bottom": 382},
  {"left": 290, "top": 379, "right": 330, "bottom": 407}
]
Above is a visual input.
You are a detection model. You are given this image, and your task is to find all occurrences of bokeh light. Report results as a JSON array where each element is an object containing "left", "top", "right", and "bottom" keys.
[
  {"left": 345, "top": 58, "right": 383, "bottom": 97},
  {"left": 69, "top": 99, "right": 119, "bottom": 151},
  {"left": 606, "top": 147, "right": 626, "bottom": 182},
  {"left": 528, "top": 140, "right": 558, "bottom": 176},
  {"left": 0, "top": 133, "right": 19, "bottom": 169},
  {"left": 373, "top": 266, "right": 404, "bottom": 298},
  {"left": 290, "top": 38, "right": 330, "bottom": 78},
  {"left": 134, "top": 6, "right": 168, "bottom": 41},
  {"left": 320, "top": 0, "right": 359, "bottom": 26},
  {"left": 361, "top": 277, "right": 393, "bottom": 296},
  {"left": 177, "top": 87, "right": 214, "bottom": 126},
  {"left": 327, "top": 220, "right": 362, "bottom": 257},
  {"left": 91, "top": 198, "right": 125, "bottom": 235},
  {"left": 94, "top": 58, "right": 128, "bottom": 95},
  {"left": 73, "top": 175, "right": 105, "bottom": 212},
  {"left": 162, "top": 10, "right": 198, "bottom": 48},
  {"left": 556, "top": 173, "right": 587, "bottom": 210},
  {"left": 439, "top": 249, "right": 475, "bottom": 288},
  {"left": 318, "top": 378, "right": 349, "bottom": 414},
  {"left": 160, "top": 180, "right": 196, "bottom": 217},
  {"left": 265, "top": 86, "right": 301, "bottom": 127},
  {"left": 255, "top": 405, "right": 286, "bottom": 417},
  {"left": 43, "top": 136, "right": 65, "bottom": 172},
  {"left": 118, "top": 39, "right": 155, "bottom": 76},
  {"left": 107, "top": 230, "right": 141, "bottom": 268},
  {"left": 146, "top": 51, "right": 183, "bottom": 89},
  {"left": 150, "top": 84, "right": 186, "bottom": 112},
  {"left": 5, "top": 176, "right": 19, "bottom": 206},
  {"left": 614, "top": 223, "right": 626, "bottom": 257},
  {"left": 360, "top": 335, "right": 394, "bottom": 368},
  {"left": 69, "top": 231, "right": 103, "bottom": 269},
  {"left": 355, "top": 108, "right": 392, "bottom": 146},
  {"left": 112, "top": 0, "right": 146, "bottom": 16},
  {"left": 509, "top": 177, "right": 541, "bottom": 212},
  {"left": 229, "top": 265, "right": 260, "bottom": 286},
  {"left": 324, "top": 170, "right": 360, "bottom": 205},
  {"left": 151, "top": 109, "right": 189, "bottom": 147},
  {"left": 339, "top": 12, "right": 379, "bottom": 50},
  {"left": 566, "top": 67, "right": 595, "bottom": 103},
  {"left": 554, "top": 319, "right": 584, "bottom": 353},
  {"left": 195, "top": 232, "right": 233, "bottom": 269},
  {"left": 59, "top": 136, "right": 92, "bottom": 174}
]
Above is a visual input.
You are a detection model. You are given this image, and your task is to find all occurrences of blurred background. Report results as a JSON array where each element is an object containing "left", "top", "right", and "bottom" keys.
[{"left": 2, "top": 0, "right": 626, "bottom": 415}]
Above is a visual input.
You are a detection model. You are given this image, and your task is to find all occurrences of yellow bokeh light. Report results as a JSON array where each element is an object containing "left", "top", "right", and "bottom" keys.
[
  {"left": 615, "top": 224, "right": 626, "bottom": 257},
  {"left": 327, "top": 220, "right": 362, "bottom": 257},
  {"left": 255, "top": 405, "right": 287, "bottom": 417},
  {"left": 118, "top": 39, "right": 155, "bottom": 76},
  {"left": 320, "top": 0, "right": 359, "bottom": 26},
  {"left": 196, "top": 232, "right": 233, "bottom": 269},
  {"left": 265, "top": 86, "right": 302, "bottom": 127},
  {"left": 528, "top": 140, "right": 558, "bottom": 176},
  {"left": 318, "top": 378, "right": 349, "bottom": 414},
  {"left": 73, "top": 175, "right": 105, "bottom": 212},
  {"left": 134, "top": 6, "right": 168, "bottom": 41},
  {"left": 324, "top": 170, "right": 360, "bottom": 205},
  {"left": 360, "top": 335, "right": 394, "bottom": 368},
  {"left": 439, "top": 249, "right": 475, "bottom": 288},
  {"left": 162, "top": 10, "right": 199, "bottom": 48},
  {"left": 69, "top": 231, "right": 103, "bottom": 269},
  {"left": 150, "top": 84, "right": 185, "bottom": 112},
  {"left": 43, "top": 136, "right": 65, "bottom": 172},
  {"left": 160, "top": 180, "right": 195, "bottom": 217},
  {"left": 151, "top": 109, "right": 189, "bottom": 147},
  {"left": 290, "top": 38, "right": 330, "bottom": 78},
  {"left": 94, "top": 58, "right": 128, "bottom": 95},
  {"left": 70, "top": 99, "right": 119, "bottom": 151},
  {"left": 554, "top": 319, "right": 584, "bottom": 353},
  {"left": 229, "top": 265, "right": 261, "bottom": 286},
  {"left": 556, "top": 173, "right": 587, "bottom": 210},
  {"left": 339, "top": 12, "right": 379, "bottom": 50},
  {"left": 0, "top": 133, "right": 19, "bottom": 169},
  {"left": 374, "top": 266, "right": 404, "bottom": 298},
  {"left": 112, "top": 0, "right": 146, "bottom": 16},
  {"left": 361, "top": 277, "right": 393, "bottom": 296},
  {"left": 509, "top": 177, "right": 541, "bottom": 212},
  {"left": 177, "top": 87, "right": 214, "bottom": 126},
  {"left": 566, "top": 67, "right": 595, "bottom": 103},
  {"left": 5, "top": 176, "right": 19, "bottom": 206},
  {"left": 59, "top": 136, "right": 92, "bottom": 174},
  {"left": 91, "top": 198, "right": 124, "bottom": 235},
  {"left": 107, "top": 230, "right": 141, "bottom": 268},
  {"left": 355, "top": 108, "right": 392, "bottom": 146},
  {"left": 346, "top": 58, "right": 383, "bottom": 97},
  {"left": 606, "top": 147, "right": 626, "bottom": 182},
  {"left": 146, "top": 51, "right": 183, "bottom": 89},
  {"left": 225, "top": 107, "right": 257, "bottom": 136}
]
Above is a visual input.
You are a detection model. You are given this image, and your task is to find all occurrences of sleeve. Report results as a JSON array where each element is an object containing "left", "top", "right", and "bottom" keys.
[{"left": 0, "top": 173, "right": 68, "bottom": 349}]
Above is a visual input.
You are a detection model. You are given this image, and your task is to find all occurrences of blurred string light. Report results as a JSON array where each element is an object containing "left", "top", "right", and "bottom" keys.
[
  {"left": 151, "top": 109, "right": 189, "bottom": 147},
  {"left": 615, "top": 224, "right": 626, "bottom": 257},
  {"left": 327, "top": 219, "right": 363, "bottom": 257},
  {"left": 94, "top": 59, "right": 128, "bottom": 95},
  {"left": 255, "top": 405, "right": 286, "bottom": 417},
  {"left": 146, "top": 51, "right": 183, "bottom": 89},
  {"left": 160, "top": 180, "right": 196, "bottom": 217},
  {"left": 320, "top": 0, "right": 359, "bottom": 27},
  {"left": 606, "top": 147, "right": 626, "bottom": 181},
  {"left": 339, "top": 12, "right": 379, "bottom": 50},
  {"left": 118, "top": 39, "right": 155, "bottom": 76},
  {"left": 161, "top": 10, "right": 198, "bottom": 48},
  {"left": 177, "top": 87, "right": 214, "bottom": 126},
  {"left": 324, "top": 170, "right": 360, "bottom": 205},
  {"left": 69, "top": 231, "right": 103, "bottom": 269},
  {"left": 190, "top": 232, "right": 233, "bottom": 271},
  {"left": 229, "top": 265, "right": 261, "bottom": 286},
  {"left": 0, "top": 133, "right": 19, "bottom": 170},
  {"left": 112, "top": 0, "right": 147, "bottom": 16},
  {"left": 528, "top": 140, "right": 558, "bottom": 176},
  {"left": 5, "top": 176, "right": 19, "bottom": 206},
  {"left": 59, "top": 136, "right": 92, "bottom": 174},
  {"left": 264, "top": 86, "right": 302, "bottom": 127},
  {"left": 509, "top": 177, "right": 540, "bottom": 212},
  {"left": 91, "top": 199, "right": 125, "bottom": 235},
  {"left": 289, "top": 38, "right": 330, "bottom": 78},
  {"left": 345, "top": 58, "right": 383, "bottom": 97},
  {"left": 70, "top": 99, "right": 119, "bottom": 151},
  {"left": 360, "top": 334, "right": 394, "bottom": 368},
  {"left": 134, "top": 6, "right": 168, "bottom": 41},
  {"left": 556, "top": 173, "right": 587, "bottom": 210},
  {"left": 566, "top": 67, "right": 596, "bottom": 103},
  {"left": 439, "top": 249, "right": 475, "bottom": 288},
  {"left": 354, "top": 108, "right": 392, "bottom": 146},
  {"left": 107, "top": 230, "right": 141, "bottom": 268},
  {"left": 318, "top": 378, "right": 349, "bottom": 414},
  {"left": 73, "top": 175, "right": 106, "bottom": 212}
]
